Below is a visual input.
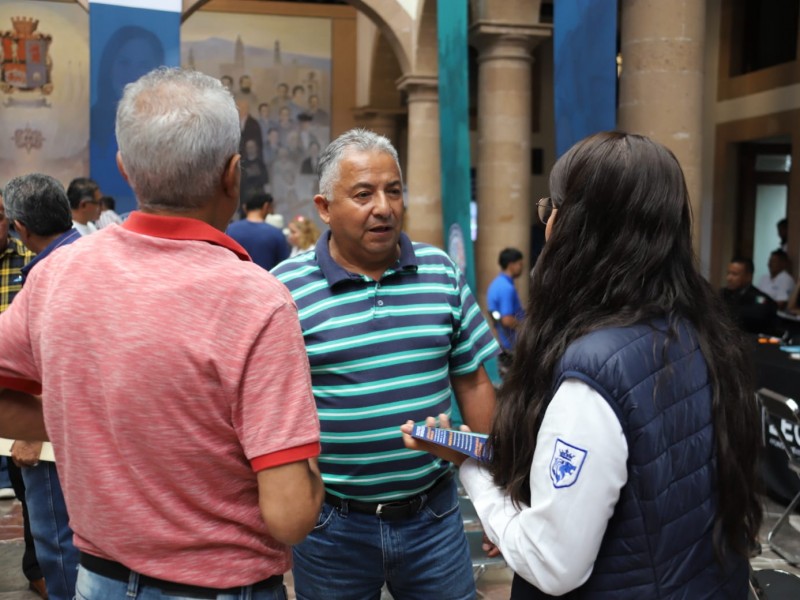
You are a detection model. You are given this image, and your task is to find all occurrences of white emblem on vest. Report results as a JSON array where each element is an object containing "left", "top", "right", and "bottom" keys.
[{"left": 549, "top": 438, "right": 588, "bottom": 488}]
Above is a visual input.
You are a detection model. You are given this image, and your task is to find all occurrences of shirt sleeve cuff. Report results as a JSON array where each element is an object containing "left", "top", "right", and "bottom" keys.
[
  {"left": 250, "top": 441, "right": 320, "bottom": 472},
  {"left": 0, "top": 376, "right": 42, "bottom": 395}
]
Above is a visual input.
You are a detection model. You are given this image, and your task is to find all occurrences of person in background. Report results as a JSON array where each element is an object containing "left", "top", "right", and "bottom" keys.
[
  {"left": 257, "top": 102, "right": 275, "bottom": 146},
  {"left": 0, "top": 185, "right": 31, "bottom": 499},
  {"left": 266, "top": 212, "right": 285, "bottom": 231},
  {"left": 5, "top": 173, "right": 83, "bottom": 600},
  {"left": 263, "top": 127, "right": 282, "bottom": 168},
  {"left": 301, "top": 141, "right": 321, "bottom": 175},
  {"left": 0, "top": 67, "right": 323, "bottom": 599},
  {"left": 0, "top": 185, "right": 45, "bottom": 599},
  {"left": 96, "top": 196, "right": 123, "bottom": 229},
  {"left": 269, "top": 82, "right": 291, "bottom": 113},
  {"left": 722, "top": 256, "right": 778, "bottom": 333},
  {"left": 237, "top": 98, "right": 262, "bottom": 159},
  {"left": 306, "top": 94, "right": 329, "bottom": 127},
  {"left": 236, "top": 75, "right": 259, "bottom": 115},
  {"left": 757, "top": 249, "right": 795, "bottom": 309},
  {"left": 66, "top": 177, "right": 101, "bottom": 236},
  {"left": 487, "top": 247, "right": 525, "bottom": 375},
  {"left": 288, "top": 85, "right": 307, "bottom": 120},
  {"left": 273, "top": 128, "right": 498, "bottom": 600},
  {"left": 239, "top": 139, "right": 270, "bottom": 202},
  {"left": 404, "top": 131, "right": 761, "bottom": 599},
  {"left": 276, "top": 106, "right": 295, "bottom": 147},
  {"left": 226, "top": 193, "right": 289, "bottom": 271},
  {"left": 286, "top": 215, "right": 320, "bottom": 257},
  {"left": 777, "top": 218, "right": 788, "bottom": 253}
]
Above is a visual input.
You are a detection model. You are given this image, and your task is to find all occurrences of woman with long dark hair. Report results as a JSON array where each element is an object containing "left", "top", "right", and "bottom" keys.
[{"left": 403, "top": 131, "right": 761, "bottom": 598}]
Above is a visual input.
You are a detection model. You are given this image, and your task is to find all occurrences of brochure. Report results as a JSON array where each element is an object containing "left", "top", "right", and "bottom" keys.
[
  {"left": 410, "top": 425, "right": 491, "bottom": 462},
  {"left": 0, "top": 438, "right": 55, "bottom": 462}
]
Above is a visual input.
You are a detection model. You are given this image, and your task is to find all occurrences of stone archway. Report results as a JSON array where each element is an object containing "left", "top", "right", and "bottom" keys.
[
  {"left": 182, "top": 0, "right": 413, "bottom": 75},
  {"left": 413, "top": 0, "right": 437, "bottom": 76}
]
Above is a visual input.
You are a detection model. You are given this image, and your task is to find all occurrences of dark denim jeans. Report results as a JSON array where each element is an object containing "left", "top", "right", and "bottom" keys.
[
  {"left": 7, "top": 460, "right": 42, "bottom": 582},
  {"left": 22, "top": 462, "right": 78, "bottom": 600},
  {"left": 74, "top": 567, "right": 289, "bottom": 600},
  {"left": 293, "top": 477, "right": 475, "bottom": 600},
  {"left": 0, "top": 456, "right": 11, "bottom": 489}
]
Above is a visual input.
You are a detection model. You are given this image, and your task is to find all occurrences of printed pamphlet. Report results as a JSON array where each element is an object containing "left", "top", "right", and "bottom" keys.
[
  {"left": 0, "top": 438, "right": 55, "bottom": 462},
  {"left": 410, "top": 425, "right": 491, "bottom": 462}
]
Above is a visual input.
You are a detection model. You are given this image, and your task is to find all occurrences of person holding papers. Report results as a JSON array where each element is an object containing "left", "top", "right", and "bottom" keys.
[
  {"left": 4, "top": 173, "right": 81, "bottom": 600},
  {"left": 404, "top": 132, "right": 761, "bottom": 599}
]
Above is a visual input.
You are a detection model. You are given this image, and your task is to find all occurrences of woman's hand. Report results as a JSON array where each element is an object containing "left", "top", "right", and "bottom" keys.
[{"left": 400, "top": 413, "right": 472, "bottom": 467}]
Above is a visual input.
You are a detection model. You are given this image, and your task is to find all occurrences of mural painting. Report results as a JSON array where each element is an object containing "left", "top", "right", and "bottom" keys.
[{"left": 182, "top": 10, "right": 331, "bottom": 226}]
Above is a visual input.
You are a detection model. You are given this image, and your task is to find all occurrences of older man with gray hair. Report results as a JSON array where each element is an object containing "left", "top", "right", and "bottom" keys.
[
  {"left": 3, "top": 173, "right": 80, "bottom": 600},
  {"left": 273, "top": 129, "right": 499, "bottom": 599},
  {"left": 0, "top": 68, "right": 323, "bottom": 599}
]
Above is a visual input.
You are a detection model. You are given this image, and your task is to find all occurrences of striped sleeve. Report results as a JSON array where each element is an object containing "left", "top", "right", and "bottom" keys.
[{"left": 449, "top": 265, "right": 500, "bottom": 375}]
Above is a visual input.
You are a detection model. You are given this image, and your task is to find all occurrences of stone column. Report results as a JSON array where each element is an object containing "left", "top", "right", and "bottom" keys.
[
  {"left": 471, "top": 24, "right": 548, "bottom": 306},
  {"left": 618, "top": 0, "right": 706, "bottom": 245},
  {"left": 396, "top": 75, "right": 443, "bottom": 248}
]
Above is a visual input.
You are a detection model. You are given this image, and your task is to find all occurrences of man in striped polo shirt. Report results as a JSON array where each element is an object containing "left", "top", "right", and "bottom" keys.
[{"left": 273, "top": 129, "right": 499, "bottom": 599}]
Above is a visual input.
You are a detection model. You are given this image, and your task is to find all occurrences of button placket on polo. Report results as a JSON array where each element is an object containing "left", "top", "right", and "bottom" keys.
[
  {"left": 373, "top": 278, "right": 391, "bottom": 317},
  {"left": 376, "top": 281, "right": 384, "bottom": 307},
  {"left": 361, "top": 275, "right": 380, "bottom": 317}
]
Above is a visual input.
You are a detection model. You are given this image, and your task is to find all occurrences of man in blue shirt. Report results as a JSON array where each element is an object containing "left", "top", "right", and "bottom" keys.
[
  {"left": 487, "top": 247, "right": 525, "bottom": 354},
  {"left": 226, "top": 193, "right": 289, "bottom": 270},
  {"left": 4, "top": 173, "right": 81, "bottom": 600}
]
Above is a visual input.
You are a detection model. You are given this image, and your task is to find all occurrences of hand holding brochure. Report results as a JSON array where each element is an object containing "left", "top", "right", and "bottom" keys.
[
  {"left": 0, "top": 438, "right": 55, "bottom": 462},
  {"left": 410, "top": 425, "right": 491, "bottom": 462}
]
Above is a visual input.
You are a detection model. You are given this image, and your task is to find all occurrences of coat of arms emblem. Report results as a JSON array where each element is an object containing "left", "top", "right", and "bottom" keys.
[
  {"left": 549, "top": 438, "right": 588, "bottom": 488},
  {"left": 0, "top": 17, "right": 53, "bottom": 95}
]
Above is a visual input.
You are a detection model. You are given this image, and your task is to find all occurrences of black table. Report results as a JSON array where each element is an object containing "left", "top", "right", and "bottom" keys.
[{"left": 751, "top": 342, "right": 800, "bottom": 504}]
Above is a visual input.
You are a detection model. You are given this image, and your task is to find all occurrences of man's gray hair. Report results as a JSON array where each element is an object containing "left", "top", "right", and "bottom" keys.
[
  {"left": 318, "top": 129, "right": 402, "bottom": 199},
  {"left": 115, "top": 67, "right": 240, "bottom": 212},
  {"left": 4, "top": 174, "right": 72, "bottom": 237}
]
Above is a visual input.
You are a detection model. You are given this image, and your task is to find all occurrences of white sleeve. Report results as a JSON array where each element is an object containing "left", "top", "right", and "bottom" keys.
[
  {"left": 459, "top": 379, "right": 628, "bottom": 596},
  {"left": 781, "top": 273, "right": 796, "bottom": 299}
]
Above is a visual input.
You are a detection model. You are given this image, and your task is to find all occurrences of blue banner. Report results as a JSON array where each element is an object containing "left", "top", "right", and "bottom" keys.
[
  {"left": 437, "top": 2, "right": 475, "bottom": 294},
  {"left": 89, "top": 0, "right": 180, "bottom": 215},
  {"left": 438, "top": 3, "right": 502, "bottom": 391},
  {"left": 554, "top": 0, "right": 617, "bottom": 158}
]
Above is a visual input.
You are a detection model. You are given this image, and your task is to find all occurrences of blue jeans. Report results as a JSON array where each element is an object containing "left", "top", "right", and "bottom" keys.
[
  {"left": 292, "top": 478, "right": 475, "bottom": 600},
  {"left": 0, "top": 456, "right": 12, "bottom": 488},
  {"left": 74, "top": 566, "right": 288, "bottom": 600},
  {"left": 22, "top": 462, "right": 78, "bottom": 600}
]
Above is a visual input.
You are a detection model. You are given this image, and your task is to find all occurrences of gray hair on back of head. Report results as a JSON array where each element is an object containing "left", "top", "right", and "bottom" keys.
[
  {"left": 4, "top": 173, "right": 72, "bottom": 237},
  {"left": 317, "top": 128, "right": 402, "bottom": 200},
  {"left": 115, "top": 67, "right": 240, "bottom": 212}
]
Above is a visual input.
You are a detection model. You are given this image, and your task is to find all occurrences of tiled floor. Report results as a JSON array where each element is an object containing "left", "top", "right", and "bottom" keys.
[{"left": 1, "top": 495, "right": 798, "bottom": 599}]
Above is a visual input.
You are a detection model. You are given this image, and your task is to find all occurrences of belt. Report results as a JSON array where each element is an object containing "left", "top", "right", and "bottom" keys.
[
  {"left": 325, "top": 472, "right": 452, "bottom": 521},
  {"left": 79, "top": 553, "right": 283, "bottom": 599}
]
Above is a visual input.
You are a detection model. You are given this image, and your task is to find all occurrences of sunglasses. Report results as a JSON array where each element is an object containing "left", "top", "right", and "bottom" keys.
[{"left": 536, "top": 197, "right": 555, "bottom": 225}]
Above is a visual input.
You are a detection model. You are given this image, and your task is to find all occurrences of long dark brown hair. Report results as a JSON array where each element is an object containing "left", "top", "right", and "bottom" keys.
[{"left": 490, "top": 131, "right": 761, "bottom": 557}]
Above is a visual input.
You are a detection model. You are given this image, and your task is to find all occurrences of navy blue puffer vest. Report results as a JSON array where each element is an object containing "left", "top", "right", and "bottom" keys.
[{"left": 511, "top": 321, "right": 748, "bottom": 599}]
